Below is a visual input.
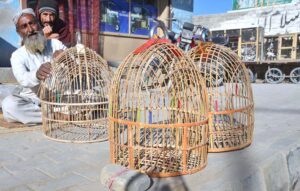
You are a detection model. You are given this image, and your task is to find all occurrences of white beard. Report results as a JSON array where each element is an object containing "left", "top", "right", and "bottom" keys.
[{"left": 23, "top": 31, "right": 47, "bottom": 54}]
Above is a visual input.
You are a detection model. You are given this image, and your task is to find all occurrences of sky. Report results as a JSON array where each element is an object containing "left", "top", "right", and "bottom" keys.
[
  {"left": 194, "top": 0, "right": 233, "bottom": 15},
  {"left": 0, "top": 0, "right": 20, "bottom": 47}
]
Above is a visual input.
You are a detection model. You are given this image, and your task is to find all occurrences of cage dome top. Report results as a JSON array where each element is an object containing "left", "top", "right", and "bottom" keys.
[
  {"left": 110, "top": 39, "right": 208, "bottom": 125},
  {"left": 109, "top": 39, "right": 209, "bottom": 177},
  {"left": 39, "top": 44, "right": 112, "bottom": 104},
  {"left": 38, "top": 44, "right": 113, "bottom": 143},
  {"left": 188, "top": 42, "right": 250, "bottom": 86}
]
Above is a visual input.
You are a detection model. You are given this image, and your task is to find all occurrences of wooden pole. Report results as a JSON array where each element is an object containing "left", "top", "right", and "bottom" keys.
[
  {"left": 68, "top": 0, "right": 74, "bottom": 44},
  {"left": 92, "top": 0, "right": 100, "bottom": 52}
]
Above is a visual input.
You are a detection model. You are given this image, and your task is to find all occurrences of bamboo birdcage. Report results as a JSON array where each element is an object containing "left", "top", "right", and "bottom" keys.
[
  {"left": 109, "top": 39, "right": 209, "bottom": 177},
  {"left": 188, "top": 42, "right": 254, "bottom": 152},
  {"left": 39, "top": 44, "right": 113, "bottom": 143}
]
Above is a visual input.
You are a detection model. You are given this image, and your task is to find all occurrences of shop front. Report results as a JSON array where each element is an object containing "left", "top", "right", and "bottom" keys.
[{"left": 24, "top": 0, "right": 170, "bottom": 66}]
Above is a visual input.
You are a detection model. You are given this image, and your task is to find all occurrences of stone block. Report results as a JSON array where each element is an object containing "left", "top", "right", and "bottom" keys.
[
  {"left": 286, "top": 145, "right": 300, "bottom": 190},
  {"left": 261, "top": 153, "right": 290, "bottom": 191},
  {"left": 100, "top": 164, "right": 151, "bottom": 191},
  {"left": 222, "top": 169, "right": 267, "bottom": 191}
]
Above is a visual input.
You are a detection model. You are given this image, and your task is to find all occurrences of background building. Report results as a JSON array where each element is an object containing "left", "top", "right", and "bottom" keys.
[
  {"left": 193, "top": 0, "right": 300, "bottom": 83},
  {"left": 232, "top": 0, "right": 294, "bottom": 10},
  {"left": 171, "top": 0, "right": 193, "bottom": 34}
]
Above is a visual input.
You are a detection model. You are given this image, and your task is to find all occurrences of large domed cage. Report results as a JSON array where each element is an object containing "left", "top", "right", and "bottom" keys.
[
  {"left": 109, "top": 39, "right": 209, "bottom": 177},
  {"left": 39, "top": 44, "right": 113, "bottom": 143},
  {"left": 187, "top": 42, "right": 254, "bottom": 152}
]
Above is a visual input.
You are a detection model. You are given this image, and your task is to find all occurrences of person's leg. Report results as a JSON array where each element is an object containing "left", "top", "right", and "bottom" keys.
[{"left": 2, "top": 95, "right": 42, "bottom": 124}]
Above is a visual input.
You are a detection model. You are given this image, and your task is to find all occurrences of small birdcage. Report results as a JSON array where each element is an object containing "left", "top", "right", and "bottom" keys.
[
  {"left": 39, "top": 44, "right": 113, "bottom": 143},
  {"left": 109, "top": 39, "right": 209, "bottom": 177},
  {"left": 188, "top": 42, "right": 254, "bottom": 152}
]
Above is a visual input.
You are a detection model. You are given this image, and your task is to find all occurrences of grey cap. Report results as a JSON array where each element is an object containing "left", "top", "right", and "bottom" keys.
[{"left": 13, "top": 8, "right": 36, "bottom": 26}]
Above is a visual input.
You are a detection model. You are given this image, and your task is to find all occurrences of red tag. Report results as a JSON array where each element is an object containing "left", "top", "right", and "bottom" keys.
[
  {"left": 133, "top": 38, "right": 170, "bottom": 54},
  {"left": 215, "top": 100, "right": 218, "bottom": 112},
  {"left": 133, "top": 38, "right": 183, "bottom": 58},
  {"left": 178, "top": 99, "right": 181, "bottom": 109}
]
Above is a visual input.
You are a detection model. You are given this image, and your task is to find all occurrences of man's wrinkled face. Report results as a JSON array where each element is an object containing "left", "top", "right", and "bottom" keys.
[
  {"left": 17, "top": 14, "right": 40, "bottom": 39},
  {"left": 17, "top": 14, "right": 46, "bottom": 53},
  {"left": 40, "top": 11, "right": 56, "bottom": 27}
]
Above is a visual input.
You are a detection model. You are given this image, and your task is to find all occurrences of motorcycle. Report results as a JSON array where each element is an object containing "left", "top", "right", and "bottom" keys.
[
  {"left": 176, "top": 22, "right": 195, "bottom": 51},
  {"left": 149, "top": 19, "right": 177, "bottom": 42},
  {"left": 150, "top": 19, "right": 228, "bottom": 50}
]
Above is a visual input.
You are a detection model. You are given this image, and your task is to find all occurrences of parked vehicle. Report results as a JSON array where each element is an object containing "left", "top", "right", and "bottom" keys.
[
  {"left": 149, "top": 19, "right": 175, "bottom": 42},
  {"left": 210, "top": 27, "right": 300, "bottom": 83},
  {"left": 193, "top": 25, "right": 210, "bottom": 42},
  {"left": 150, "top": 19, "right": 201, "bottom": 52},
  {"left": 150, "top": 19, "right": 227, "bottom": 52},
  {"left": 176, "top": 22, "right": 195, "bottom": 51},
  {"left": 150, "top": 19, "right": 224, "bottom": 87}
]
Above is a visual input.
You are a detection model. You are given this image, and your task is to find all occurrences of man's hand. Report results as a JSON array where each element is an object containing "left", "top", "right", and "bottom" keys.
[
  {"left": 53, "top": 50, "right": 64, "bottom": 59},
  {"left": 43, "top": 25, "right": 53, "bottom": 38},
  {"left": 36, "top": 62, "right": 51, "bottom": 81},
  {"left": 48, "top": 33, "right": 59, "bottom": 39}
]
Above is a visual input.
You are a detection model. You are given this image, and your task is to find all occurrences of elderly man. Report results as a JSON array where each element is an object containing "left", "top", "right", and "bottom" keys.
[
  {"left": 1, "top": 8, "right": 66, "bottom": 124},
  {"left": 37, "top": 0, "right": 71, "bottom": 46}
]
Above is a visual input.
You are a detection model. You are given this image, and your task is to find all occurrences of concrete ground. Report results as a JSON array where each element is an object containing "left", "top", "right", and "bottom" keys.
[{"left": 0, "top": 83, "right": 300, "bottom": 191}]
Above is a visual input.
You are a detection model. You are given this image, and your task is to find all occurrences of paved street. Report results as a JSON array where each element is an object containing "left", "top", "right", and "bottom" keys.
[{"left": 0, "top": 83, "right": 300, "bottom": 191}]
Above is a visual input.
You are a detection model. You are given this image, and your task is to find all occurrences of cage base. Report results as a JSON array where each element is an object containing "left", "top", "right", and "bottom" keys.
[
  {"left": 208, "top": 126, "right": 252, "bottom": 152},
  {"left": 114, "top": 147, "right": 207, "bottom": 177},
  {"left": 43, "top": 122, "right": 108, "bottom": 143}
]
